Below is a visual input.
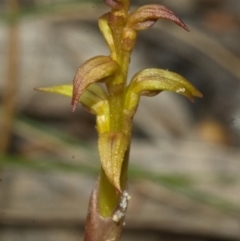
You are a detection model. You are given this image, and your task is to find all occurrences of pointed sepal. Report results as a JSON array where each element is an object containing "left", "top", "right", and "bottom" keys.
[
  {"left": 35, "top": 84, "right": 109, "bottom": 116},
  {"left": 35, "top": 84, "right": 73, "bottom": 98},
  {"left": 98, "top": 132, "right": 128, "bottom": 191},
  {"left": 126, "top": 4, "right": 189, "bottom": 31},
  {"left": 72, "top": 55, "right": 120, "bottom": 112},
  {"left": 125, "top": 68, "right": 202, "bottom": 111}
]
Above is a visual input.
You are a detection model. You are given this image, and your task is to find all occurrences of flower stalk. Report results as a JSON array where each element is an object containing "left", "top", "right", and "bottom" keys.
[{"left": 35, "top": 0, "right": 202, "bottom": 240}]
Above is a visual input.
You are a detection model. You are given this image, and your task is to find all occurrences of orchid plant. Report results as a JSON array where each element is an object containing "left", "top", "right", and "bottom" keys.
[{"left": 36, "top": 0, "right": 202, "bottom": 240}]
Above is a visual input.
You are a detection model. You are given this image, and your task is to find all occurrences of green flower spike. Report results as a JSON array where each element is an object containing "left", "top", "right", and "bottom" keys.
[
  {"left": 36, "top": 2, "right": 203, "bottom": 236},
  {"left": 35, "top": 2, "right": 203, "bottom": 193}
]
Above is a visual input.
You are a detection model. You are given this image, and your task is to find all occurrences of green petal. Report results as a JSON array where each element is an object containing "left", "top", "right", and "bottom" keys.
[
  {"left": 98, "top": 132, "right": 128, "bottom": 191},
  {"left": 35, "top": 84, "right": 109, "bottom": 116},
  {"left": 125, "top": 68, "right": 202, "bottom": 111},
  {"left": 35, "top": 84, "right": 73, "bottom": 98}
]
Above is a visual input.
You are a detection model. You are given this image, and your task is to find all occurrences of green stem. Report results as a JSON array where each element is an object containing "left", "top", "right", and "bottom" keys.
[
  {"left": 83, "top": 178, "right": 124, "bottom": 241},
  {"left": 83, "top": 147, "right": 130, "bottom": 241},
  {"left": 98, "top": 168, "right": 121, "bottom": 217},
  {"left": 84, "top": 4, "right": 133, "bottom": 240}
]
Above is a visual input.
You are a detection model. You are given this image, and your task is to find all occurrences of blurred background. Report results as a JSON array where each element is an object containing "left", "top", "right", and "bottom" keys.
[{"left": 1, "top": 0, "right": 240, "bottom": 240}]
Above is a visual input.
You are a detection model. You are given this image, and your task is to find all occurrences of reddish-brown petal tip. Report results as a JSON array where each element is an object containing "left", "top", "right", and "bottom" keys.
[
  {"left": 71, "top": 99, "right": 78, "bottom": 112},
  {"left": 104, "top": 0, "right": 123, "bottom": 10}
]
